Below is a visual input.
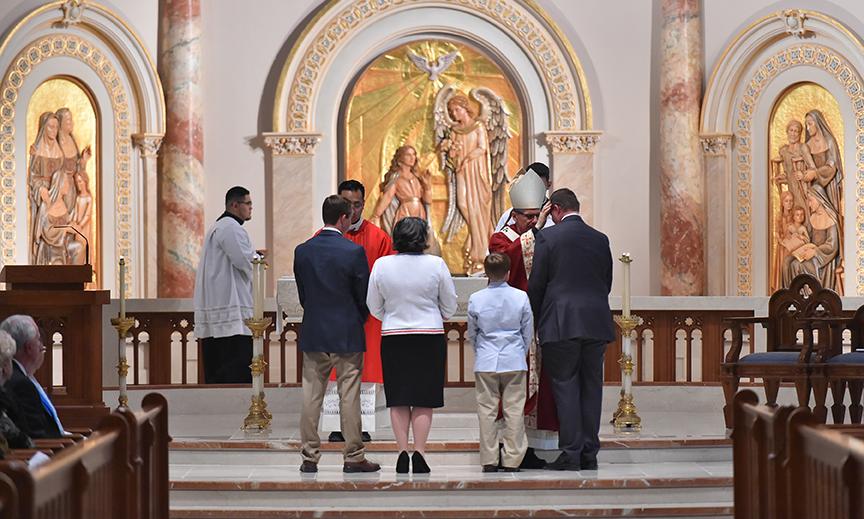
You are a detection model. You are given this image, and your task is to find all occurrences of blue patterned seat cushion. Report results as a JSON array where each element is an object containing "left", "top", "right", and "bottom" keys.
[
  {"left": 739, "top": 351, "right": 806, "bottom": 364},
  {"left": 827, "top": 351, "right": 864, "bottom": 364}
]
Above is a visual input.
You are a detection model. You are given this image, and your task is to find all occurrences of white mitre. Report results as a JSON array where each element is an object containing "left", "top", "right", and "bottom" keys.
[{"left": 509, "top": 168, "right": 547, "bottom": 209}]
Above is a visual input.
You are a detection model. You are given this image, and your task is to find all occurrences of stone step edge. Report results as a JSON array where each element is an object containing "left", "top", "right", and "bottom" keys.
[
  {"left": 170, "top": 438, "right": 731, "bottom": 452},
  {"left": 170, "top": 476, "right": 733, "bottom": 491},
  {"left": 169, "top": 504, "right": 733, "bottom": 518}
]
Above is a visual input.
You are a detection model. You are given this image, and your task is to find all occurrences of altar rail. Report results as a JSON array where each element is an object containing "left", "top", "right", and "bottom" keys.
[{"left": 102, "top": 307, "right": 759, "bottom": 388}]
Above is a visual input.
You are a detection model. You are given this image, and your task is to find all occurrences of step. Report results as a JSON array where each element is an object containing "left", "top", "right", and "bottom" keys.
[
  {"left": 170, "top": 504, "right": 733, "bottom": 518},
  {"left": 169, "top": 439, "right": 732, "bottom": 466},
  {"left": 170, "top": 462, "right": 733, "bottom": 508}
]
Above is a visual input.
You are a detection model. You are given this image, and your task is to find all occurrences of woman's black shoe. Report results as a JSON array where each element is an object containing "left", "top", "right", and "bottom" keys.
[
  {"left": 396, "top": 451, "right": 410, "bottom": 473},
  {"left": 412, "top": 451, "right": 431, "bottom": 473}
]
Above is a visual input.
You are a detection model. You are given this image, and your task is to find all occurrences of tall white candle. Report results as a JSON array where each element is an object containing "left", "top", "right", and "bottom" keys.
[
  {"left": 119, "top": 257, "right": 126, "bottom": 319},
  {"left": 252, "top": 256, "right": 263, "bottom": 319},
  {"left": 621, "top": 253, "right": 631, "bottom": 318}
]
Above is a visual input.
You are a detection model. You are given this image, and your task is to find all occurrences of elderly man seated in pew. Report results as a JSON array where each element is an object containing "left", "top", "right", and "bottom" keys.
[{"left": 0, "top": 315, "right": 67, "bottom": 439}]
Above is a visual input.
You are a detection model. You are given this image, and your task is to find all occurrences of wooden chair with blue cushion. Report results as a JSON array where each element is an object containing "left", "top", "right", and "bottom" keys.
[
  {"left": 721, "top": 274, "right": 842, "bottom": 428},
  {"left": 810, "top": 305, "right": 864, "bottom": 424}
]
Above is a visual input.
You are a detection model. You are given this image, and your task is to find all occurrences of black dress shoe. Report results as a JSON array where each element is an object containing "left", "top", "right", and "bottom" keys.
[
  {"left": 580, "top": 458, "right": 598, "bottom": 470},
  {"left": 545, "top": 454, "right": 580, "bottom": 471},
  {"left": 361, "top": 431, "right": 372, "bottom": 442},
  {"left": 482, "top": 464, "right": 498, "bottom": 473},
  {"left": 396, "top": 451, "right": 410, "bottom": 474},
  {"left": 299, "top": 461, "right": 318, "bottom": 473},
  {"left": 328, "top": 431, "right": 345, "bottom": 442},
  {"left": 412, "top": 451, "right": 431, "bottom": 474},
  {"left": 343, "top": 459, "right": 381, "bottom": 473},
  {"left": 500, "top": 466, "right": 520, "bottom": 472},
  {"left": 519, "top": 447, "right": 547, "bottom": 469}
]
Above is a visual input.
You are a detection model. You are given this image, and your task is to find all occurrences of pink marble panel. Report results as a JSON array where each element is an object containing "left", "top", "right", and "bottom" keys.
[
  {"left": 157, "top": 0, "right": 204, "bottom": 297},
  {"left": 659, "top": 0, "right": 705, "bottom": 296}
]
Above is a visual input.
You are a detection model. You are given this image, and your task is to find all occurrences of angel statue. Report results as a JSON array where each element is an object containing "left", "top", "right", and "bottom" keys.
[{"left": 435, "top": 86, "right": 511, "bottom": 274}]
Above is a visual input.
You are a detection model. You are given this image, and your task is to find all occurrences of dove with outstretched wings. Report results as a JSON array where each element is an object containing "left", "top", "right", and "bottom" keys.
[{"left": 407, "top": 50, "right": 459, "bottom": 82}]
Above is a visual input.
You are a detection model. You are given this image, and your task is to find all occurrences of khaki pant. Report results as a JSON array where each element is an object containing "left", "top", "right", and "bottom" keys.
[
  {"left": 300, "top": 352, "right": 365, "bottom": 463},
  {"left": 475, "top": 371, "right": 527, "bottom": 468}
]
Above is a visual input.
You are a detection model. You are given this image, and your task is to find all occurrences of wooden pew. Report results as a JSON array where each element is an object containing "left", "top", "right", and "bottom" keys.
[
  {"left": 787, "top": 417, "right": 864, "bottom": 519},
  {"left": 0, "top": 392, "right": 169, "bottom": 519},
  {"left": 116, "top": 393, "right": 170, "bottom": 519},
  {"left": 0, "top": 412, "right": 131, "bottom": 519},
  {"left": 733, "top": 389, "right": 864, "bottom": 519},
  {"left": 722, "top": 274, "right": 842, "bottom": 427}
]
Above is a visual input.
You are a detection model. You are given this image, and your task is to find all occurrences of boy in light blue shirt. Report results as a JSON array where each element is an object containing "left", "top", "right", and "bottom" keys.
[{"left": 467, "top": 253, "right": 533, "bottom": 472}]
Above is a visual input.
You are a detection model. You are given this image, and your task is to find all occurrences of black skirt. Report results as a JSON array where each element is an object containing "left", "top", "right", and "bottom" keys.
[{"left": 381, "top": 333, "right": 446, "bottom": 408}]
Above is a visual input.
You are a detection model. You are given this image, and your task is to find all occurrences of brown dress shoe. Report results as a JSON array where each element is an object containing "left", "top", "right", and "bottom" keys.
[
  {"left": 482, "top": 464, "right": 499, "bottom": 473},
  {"left": 300, "top": 461, "right": 318, "bottom": 473},
  {"left": 343, "top": 459, "right": 381, "bottom": 473}
]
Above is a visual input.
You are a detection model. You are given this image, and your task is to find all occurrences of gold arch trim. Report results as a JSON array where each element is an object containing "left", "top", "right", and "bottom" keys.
[
  {"left": 0, "top": 0, "right": 165, "bottom": 135},
  {"left": 702, "top": 9, "right": 864, "bottom": 126},
  {"left": 733, "top": 44, "right": 864, "bottom": 295},
  {"left": 273, "top": 0, "right": 592, "bottom": 132},
  {"left": 0, "top": 34, "right": 133, "bottom": 285}
]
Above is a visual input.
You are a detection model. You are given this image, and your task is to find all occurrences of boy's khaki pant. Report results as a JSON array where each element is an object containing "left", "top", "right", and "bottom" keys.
[{"left": 475, "top": 371, "right": 528, "bottom": 468}]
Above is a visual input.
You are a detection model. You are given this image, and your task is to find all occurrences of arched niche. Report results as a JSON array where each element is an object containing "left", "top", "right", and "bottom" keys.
[
  {"left": 0, "top": 1, "right": 165, "bottom": 296},
  {"left": 700, "top": 10, "right": 864, "bottom": 296},
  {"left": 263, "top": 0, "right": 600, "bottom": 280}
]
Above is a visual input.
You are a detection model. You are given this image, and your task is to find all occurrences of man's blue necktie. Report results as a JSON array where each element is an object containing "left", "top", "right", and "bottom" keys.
[{"left": 30, "top": 377, "right": 64, "bottom": 434}]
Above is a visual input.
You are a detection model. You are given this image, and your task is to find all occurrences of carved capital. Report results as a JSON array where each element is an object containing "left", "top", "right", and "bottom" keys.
[
  {"left": 263, "top": 133, "right": 322, "bottom": 156},
  {"left": 700, "top": 134, "right": 733, "bottom": 156},
  {"left": 131, "top": 133, "right": 163, "bottom": 157},
  {"left": 543, "top": 131, "right": 601, "bottom": 154}
]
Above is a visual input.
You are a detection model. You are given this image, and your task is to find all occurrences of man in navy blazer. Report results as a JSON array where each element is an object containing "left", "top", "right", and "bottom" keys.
[
  {"left": 0, "top": 315, "right": 64, "bottom": 439},
  {"left": 293, "top": 195, "right": 380, "bottom": 474},
  {"left": 528, "top": 188, "right": 615, "bottom": 471}
]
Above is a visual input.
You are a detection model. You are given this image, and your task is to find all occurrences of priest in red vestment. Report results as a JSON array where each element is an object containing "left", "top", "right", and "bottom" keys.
[
  {"left": 321, "top": 180, "right": 393, "bottom": 441},
  {"left": 488, "top": 167, "right": 557, "bottom": 468}
]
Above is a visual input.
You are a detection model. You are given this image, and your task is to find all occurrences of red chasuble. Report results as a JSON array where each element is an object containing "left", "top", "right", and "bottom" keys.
[
  {"left": 332, "top": 220, "right": 393, "bottom": 384},
  {"left": 488, "top": 225, "right": 559, "bottom": 432}
]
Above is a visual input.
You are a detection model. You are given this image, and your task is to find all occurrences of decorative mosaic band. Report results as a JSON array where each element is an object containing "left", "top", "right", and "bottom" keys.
[
  {"left": 0, "top": 35, "right": 133, "bottom": 289},
  {"left": 734, "top": 44, "right": 864, "bottom": 295}
]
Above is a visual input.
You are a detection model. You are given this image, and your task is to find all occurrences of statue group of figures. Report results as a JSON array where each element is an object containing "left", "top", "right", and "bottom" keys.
[
  {"left": 28, "top": 109, "right": 92, "bottom": 265},
  {"left": 773, "top": 109, "right": 844, "bottom": 293},
  {"left": 370, "top": 86, "right": 511, "bottom": 274}
]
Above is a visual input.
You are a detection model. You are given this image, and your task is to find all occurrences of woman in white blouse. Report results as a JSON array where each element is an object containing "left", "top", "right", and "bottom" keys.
[{"left": 367, "top": 217, "right": 457, "bottom": 474}]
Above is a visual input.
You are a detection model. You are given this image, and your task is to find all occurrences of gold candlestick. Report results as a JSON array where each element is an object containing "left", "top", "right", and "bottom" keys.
[
  {"left": 110, "top": 315, "right": 135, "bottom": 408},
  {"left": 612, "top": 314, "right": 642, "bottom": 432},
  {"left": 243, "top": 316, "right": 272, "bottom": 431}
]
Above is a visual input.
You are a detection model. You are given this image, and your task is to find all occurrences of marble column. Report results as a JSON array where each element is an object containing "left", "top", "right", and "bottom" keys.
[
  {"left": 157, "top": 0, "right": 204, "bottom": 297},
  {"left": 543, "top": 131, "right": 601, "bottom": 225},
  {"left": 131, "top": 133, "right": 163, "bottom": 298},
  {"left": 700, "top": 134, "right": 733, "bottom": 296},
  {"left": 659, "top": 0, "right": 705, "bottom": 296},
  {"left": 263, "top": 133, "right": 322, "bottom": 293}
]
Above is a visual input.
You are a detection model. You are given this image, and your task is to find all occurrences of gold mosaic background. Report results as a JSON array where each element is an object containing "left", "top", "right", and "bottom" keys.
[
  {"left": 768, "top": 82, "right": 843, "bottom": 292},
  {"left": 343, "top": 39, "right": 523, "bottom": 274},
  {"left": 26, "top": 77, "right": 100, "bottom": 285}
]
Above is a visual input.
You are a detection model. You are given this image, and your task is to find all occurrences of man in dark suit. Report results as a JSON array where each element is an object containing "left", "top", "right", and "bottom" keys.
[
  {"left": 0, "top": 315, "right": 64, "bottom": 439},
  {"left": 527, "top": 188, "right": 614, "bottom": 471},
  {"left": 293, "top": 195, "right": 380, "bottom": 474}
]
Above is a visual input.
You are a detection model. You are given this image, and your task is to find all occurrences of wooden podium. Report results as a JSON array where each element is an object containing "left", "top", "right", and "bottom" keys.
[{"left": 0, "top": 265, "right": 110, "bottom": 428}]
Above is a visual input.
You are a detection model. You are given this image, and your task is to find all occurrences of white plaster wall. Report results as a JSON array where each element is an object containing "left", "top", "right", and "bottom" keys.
[{"left": 539, "top": 0, "right": 654, "bottom": 296}]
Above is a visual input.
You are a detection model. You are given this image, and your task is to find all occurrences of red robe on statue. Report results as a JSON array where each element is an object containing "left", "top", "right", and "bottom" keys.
[
  {"left": 322, "top": 220, "right": 393, "bottom": 383},
  {"left": 489, "top": 225, "right": 559, "bottom": 432}
]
